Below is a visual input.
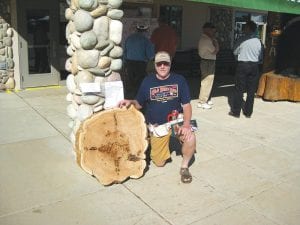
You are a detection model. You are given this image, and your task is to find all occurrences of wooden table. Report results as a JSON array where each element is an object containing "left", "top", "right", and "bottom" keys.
[{"left": 257, "top": 71, "right": 300, "bottom": 101}]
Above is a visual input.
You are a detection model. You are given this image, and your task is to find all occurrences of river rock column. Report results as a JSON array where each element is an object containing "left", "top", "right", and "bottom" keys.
[
  {"left": 0, "top": 0, "right": 15, "bottom": 91},
  {"left": 65, "top": 0, "right": 124, "bottom": 148}
]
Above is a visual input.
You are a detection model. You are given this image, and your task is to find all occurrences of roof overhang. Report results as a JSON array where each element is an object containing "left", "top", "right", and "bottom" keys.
[{"left": 187, "top": 0, "right": 300, "bottom": 15}]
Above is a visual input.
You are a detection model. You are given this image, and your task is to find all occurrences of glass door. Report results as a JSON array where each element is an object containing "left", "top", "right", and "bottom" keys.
[
  {"left": 18, "top": 0, "right": 59, "bottom": 88},
  {"left": 27, "top": 10, "right": 51, "bottom": 74}
]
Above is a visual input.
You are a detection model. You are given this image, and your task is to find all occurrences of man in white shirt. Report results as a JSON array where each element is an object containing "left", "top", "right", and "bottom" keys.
[
  {"left": 229, "top": 20, "right": 263, "bottom": 118},
  {"left": 197, "top": 22, "right": 219, "bottom": 109}
]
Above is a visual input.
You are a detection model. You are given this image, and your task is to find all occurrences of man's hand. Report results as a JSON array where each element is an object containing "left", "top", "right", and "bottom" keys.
[
  {"left": 177, "top": 124, "right": 193, "bottom": 142},
  {"left": 118, "top": 99, "right": 142, "bottom": 110},
  {"left": 118, "top": 99, "right": 131, "bottom": 108}
]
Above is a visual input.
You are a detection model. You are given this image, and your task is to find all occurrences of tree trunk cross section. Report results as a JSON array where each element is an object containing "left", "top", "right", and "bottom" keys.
[
  {"left": 257, "top": 71, "right": 300, "bottom": 101},
  {"left": 76, "top": 106, "right": 148, "bottom": 185}
]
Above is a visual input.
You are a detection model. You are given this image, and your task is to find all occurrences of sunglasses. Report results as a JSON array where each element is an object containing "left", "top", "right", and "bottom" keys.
[{"left": 155, "top": 61, "right": 170, "bottom": 67}]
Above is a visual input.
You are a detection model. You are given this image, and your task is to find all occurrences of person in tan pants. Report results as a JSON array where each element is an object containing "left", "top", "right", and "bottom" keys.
[{"left": 197, "top": 22, "right": 219, "bottom": 109}]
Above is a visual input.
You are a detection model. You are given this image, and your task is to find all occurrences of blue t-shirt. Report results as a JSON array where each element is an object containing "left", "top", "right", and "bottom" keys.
[{"left": 136, "top": 73, "right": 191, "bottom": 125}]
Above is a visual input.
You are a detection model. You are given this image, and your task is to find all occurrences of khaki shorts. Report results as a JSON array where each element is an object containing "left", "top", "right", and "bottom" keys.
[{"left": 150, "top": 131, "right": 172, "bottom": 165}]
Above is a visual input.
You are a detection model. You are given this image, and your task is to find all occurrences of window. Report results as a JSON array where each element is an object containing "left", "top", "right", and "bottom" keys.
[{"left": 234, "top": 11, "right": 267, "bottom": 44}]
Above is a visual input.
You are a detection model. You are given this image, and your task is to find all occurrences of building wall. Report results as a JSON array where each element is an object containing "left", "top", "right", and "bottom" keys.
[
  {"left": 2, "top": 0, "right": 273, "bottom": 89},
  {"left": 0, "top": 0, "right": 16, "bottom": 90},
  {"left": 181, "top": 2, "right": 210, "bottom": 50},
  {"left": 1, "top": 0, "right": 220, "bottom": 90},
  {"left": 151, "top": 0, "right": 210, "bottom": 50},
  {"left": 10, "top": 0, "right": 20, "bottom": 90}
]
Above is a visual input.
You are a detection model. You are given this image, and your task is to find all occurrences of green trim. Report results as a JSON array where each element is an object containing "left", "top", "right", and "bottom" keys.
[{"left": 187, "top": 0, "right": 300, "bottom": 15}]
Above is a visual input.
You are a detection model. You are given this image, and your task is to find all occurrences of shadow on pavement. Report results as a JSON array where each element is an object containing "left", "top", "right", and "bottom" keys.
[{"left": 185, "top": 74, "right": 235, "bottom": 100}]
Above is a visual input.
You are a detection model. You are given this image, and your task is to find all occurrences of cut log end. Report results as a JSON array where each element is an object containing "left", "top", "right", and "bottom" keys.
[
  {"left": 257, "top": 71, "right": 300, "bottom": 101},
  {"left": 76, "top": 106, "right": 148, "bottom": 185}
]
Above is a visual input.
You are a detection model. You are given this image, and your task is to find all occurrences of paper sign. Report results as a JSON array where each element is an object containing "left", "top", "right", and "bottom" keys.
[
  {"left": 104, "top": 81, "right": 124, "bottom": 109},
  {"left": 79, "top": 82, "right": 101, "bottom": 93}
]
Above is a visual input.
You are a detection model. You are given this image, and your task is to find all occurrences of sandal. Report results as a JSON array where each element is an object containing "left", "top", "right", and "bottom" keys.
[{"left": 180, "top": 168, "right": 192, "bottom": 183}]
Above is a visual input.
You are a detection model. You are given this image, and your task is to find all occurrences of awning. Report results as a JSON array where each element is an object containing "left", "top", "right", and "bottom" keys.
[{"left": 187, "top": 0, "right": 300, "bottom": 15}]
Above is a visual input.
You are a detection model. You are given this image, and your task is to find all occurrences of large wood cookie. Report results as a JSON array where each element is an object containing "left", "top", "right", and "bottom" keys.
[{"left": 76, "top": 106, "right": 148, "bottom": 185}]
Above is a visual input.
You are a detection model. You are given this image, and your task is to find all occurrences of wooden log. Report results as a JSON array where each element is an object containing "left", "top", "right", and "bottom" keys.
[
  {"left": 288, "top": 77, "right": 300, "bottom": 101},
  {"left": 256, "top": 73, "right": 267, "bottom": 96},
  {"left": 263, "top": 73, "right": 289, "bottom": 100},
  {"left": 76, "top": 105, "right": 148, "bottom": 185},
  {"left": 257, "top": 71, "right": 300, "bottom": 101}
]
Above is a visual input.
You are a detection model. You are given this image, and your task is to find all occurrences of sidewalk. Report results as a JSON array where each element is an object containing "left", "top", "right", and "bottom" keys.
[{"left": 0, "top": 85, "right": 299, "bottom": 225}]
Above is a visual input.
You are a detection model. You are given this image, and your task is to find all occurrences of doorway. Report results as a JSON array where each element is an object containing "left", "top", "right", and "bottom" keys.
[
  {"left": 159, "top": 5, "right": 182, "bottom": 49},
  {"left": 17, "top": 0, "right": 60, "bottom": 88}
]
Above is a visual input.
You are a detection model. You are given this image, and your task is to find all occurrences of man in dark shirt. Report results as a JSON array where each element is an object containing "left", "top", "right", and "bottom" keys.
[
  {"left": 124, "top": 24, "right": 155, "bottom": 98},
  {"left": 119, "top": 51, "right": 196, "bottom": 183},
  {"left": 229, "top": 20, "right": 263, "bottom": 118}
]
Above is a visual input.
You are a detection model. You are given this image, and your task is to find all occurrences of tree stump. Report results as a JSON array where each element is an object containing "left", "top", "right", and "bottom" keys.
[
  {"left": 76, "top": 106, "right": 148, "bottom": 185},
  {"left": 257, "top": 71, "right": 300, "bottom": 101}
]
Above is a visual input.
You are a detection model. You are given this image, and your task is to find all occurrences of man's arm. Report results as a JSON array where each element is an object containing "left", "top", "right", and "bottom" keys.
[
  {"left": 146, "top": 41, "right": 155, "bottom": 61},
  {"left": 118, "top": 99, "right": 142, "bottom": 110},
  {"left": 212, "top": 39, "right": 219, "bottom": 55},
  {"left": 233, "top": 35, "right": 248, "bottom": 56},
  {"left": 233, "top": 42, "right": 240, "bottom": 56},
  {"left": 177, "top": 103, "right": 193, "bottom": 142},
  {"left": 182, "top": 103, "right": 192, "bottom": 127},
  {"left": 198, "top": 37, "right": 218, "bottom": 57}
]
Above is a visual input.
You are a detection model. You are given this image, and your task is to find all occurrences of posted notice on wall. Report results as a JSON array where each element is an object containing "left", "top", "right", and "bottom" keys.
[
  {"left": 104, "top": 81, "right": 124, "bottom": 109},
  {"left": 79, "top": 82, "right": 101, "bottom": 93}
]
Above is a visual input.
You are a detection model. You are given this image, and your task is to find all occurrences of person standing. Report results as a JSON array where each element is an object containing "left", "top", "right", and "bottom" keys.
[
  {"left": 197, "top": 22, "right": 219, "bottom": 109},
  {"left": 119, "top": 51, "right": 196, "bottom": 184},
  {"left": 150, "top": 16, "right": 178, "bottom": 58},
  {"left": 123, "top": 24, "right": 155, "bottom": 99},
  {"left": 229, "top": 20, "right": 263, "bottom": 118}
]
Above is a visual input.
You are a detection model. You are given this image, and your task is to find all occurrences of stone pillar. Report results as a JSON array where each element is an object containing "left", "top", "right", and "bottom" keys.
[
  {"left": 210, "top": 7, "right": 233, "bottom": 49},
  {"left": 0, "top": 0, "right": 15, "bottom": 91},
  {"left": 64, "top": 0, "right": 124, "bottom": 148}
]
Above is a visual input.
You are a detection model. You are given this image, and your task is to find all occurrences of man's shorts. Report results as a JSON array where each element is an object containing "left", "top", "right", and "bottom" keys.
[
  {"left": 149, "top": 121, "right": 197, "bottom": 165},
  {"left": 150, "top": 131, "right": 172, "bottom": 165}
]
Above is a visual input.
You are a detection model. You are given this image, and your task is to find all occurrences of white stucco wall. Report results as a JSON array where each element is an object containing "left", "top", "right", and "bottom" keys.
[{"left": 181, "top": 2, "right": 210, "bottom": 50}]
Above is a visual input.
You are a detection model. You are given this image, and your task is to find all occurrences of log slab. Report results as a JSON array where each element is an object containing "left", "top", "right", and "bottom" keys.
[
  {"left": 76, "top": 106, "right": 148, "bottom": 185},
  {"left": 257, "top": 71, "right": 300, "bottom": 101}
]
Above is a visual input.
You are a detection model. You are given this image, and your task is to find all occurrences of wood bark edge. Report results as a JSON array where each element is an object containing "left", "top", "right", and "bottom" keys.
[{"left": 75, "top": 105, "right": 148, "bottom": 185}]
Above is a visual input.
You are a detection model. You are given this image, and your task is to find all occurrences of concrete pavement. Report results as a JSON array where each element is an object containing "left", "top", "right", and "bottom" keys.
[{"left": 0, "top": 84, "right": 299, "bottom": 225}]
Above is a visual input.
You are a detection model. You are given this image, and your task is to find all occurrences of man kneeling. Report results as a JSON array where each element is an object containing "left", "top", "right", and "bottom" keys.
[{"left": 119, "top": 51, "right": 196, "bottom": 183}]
